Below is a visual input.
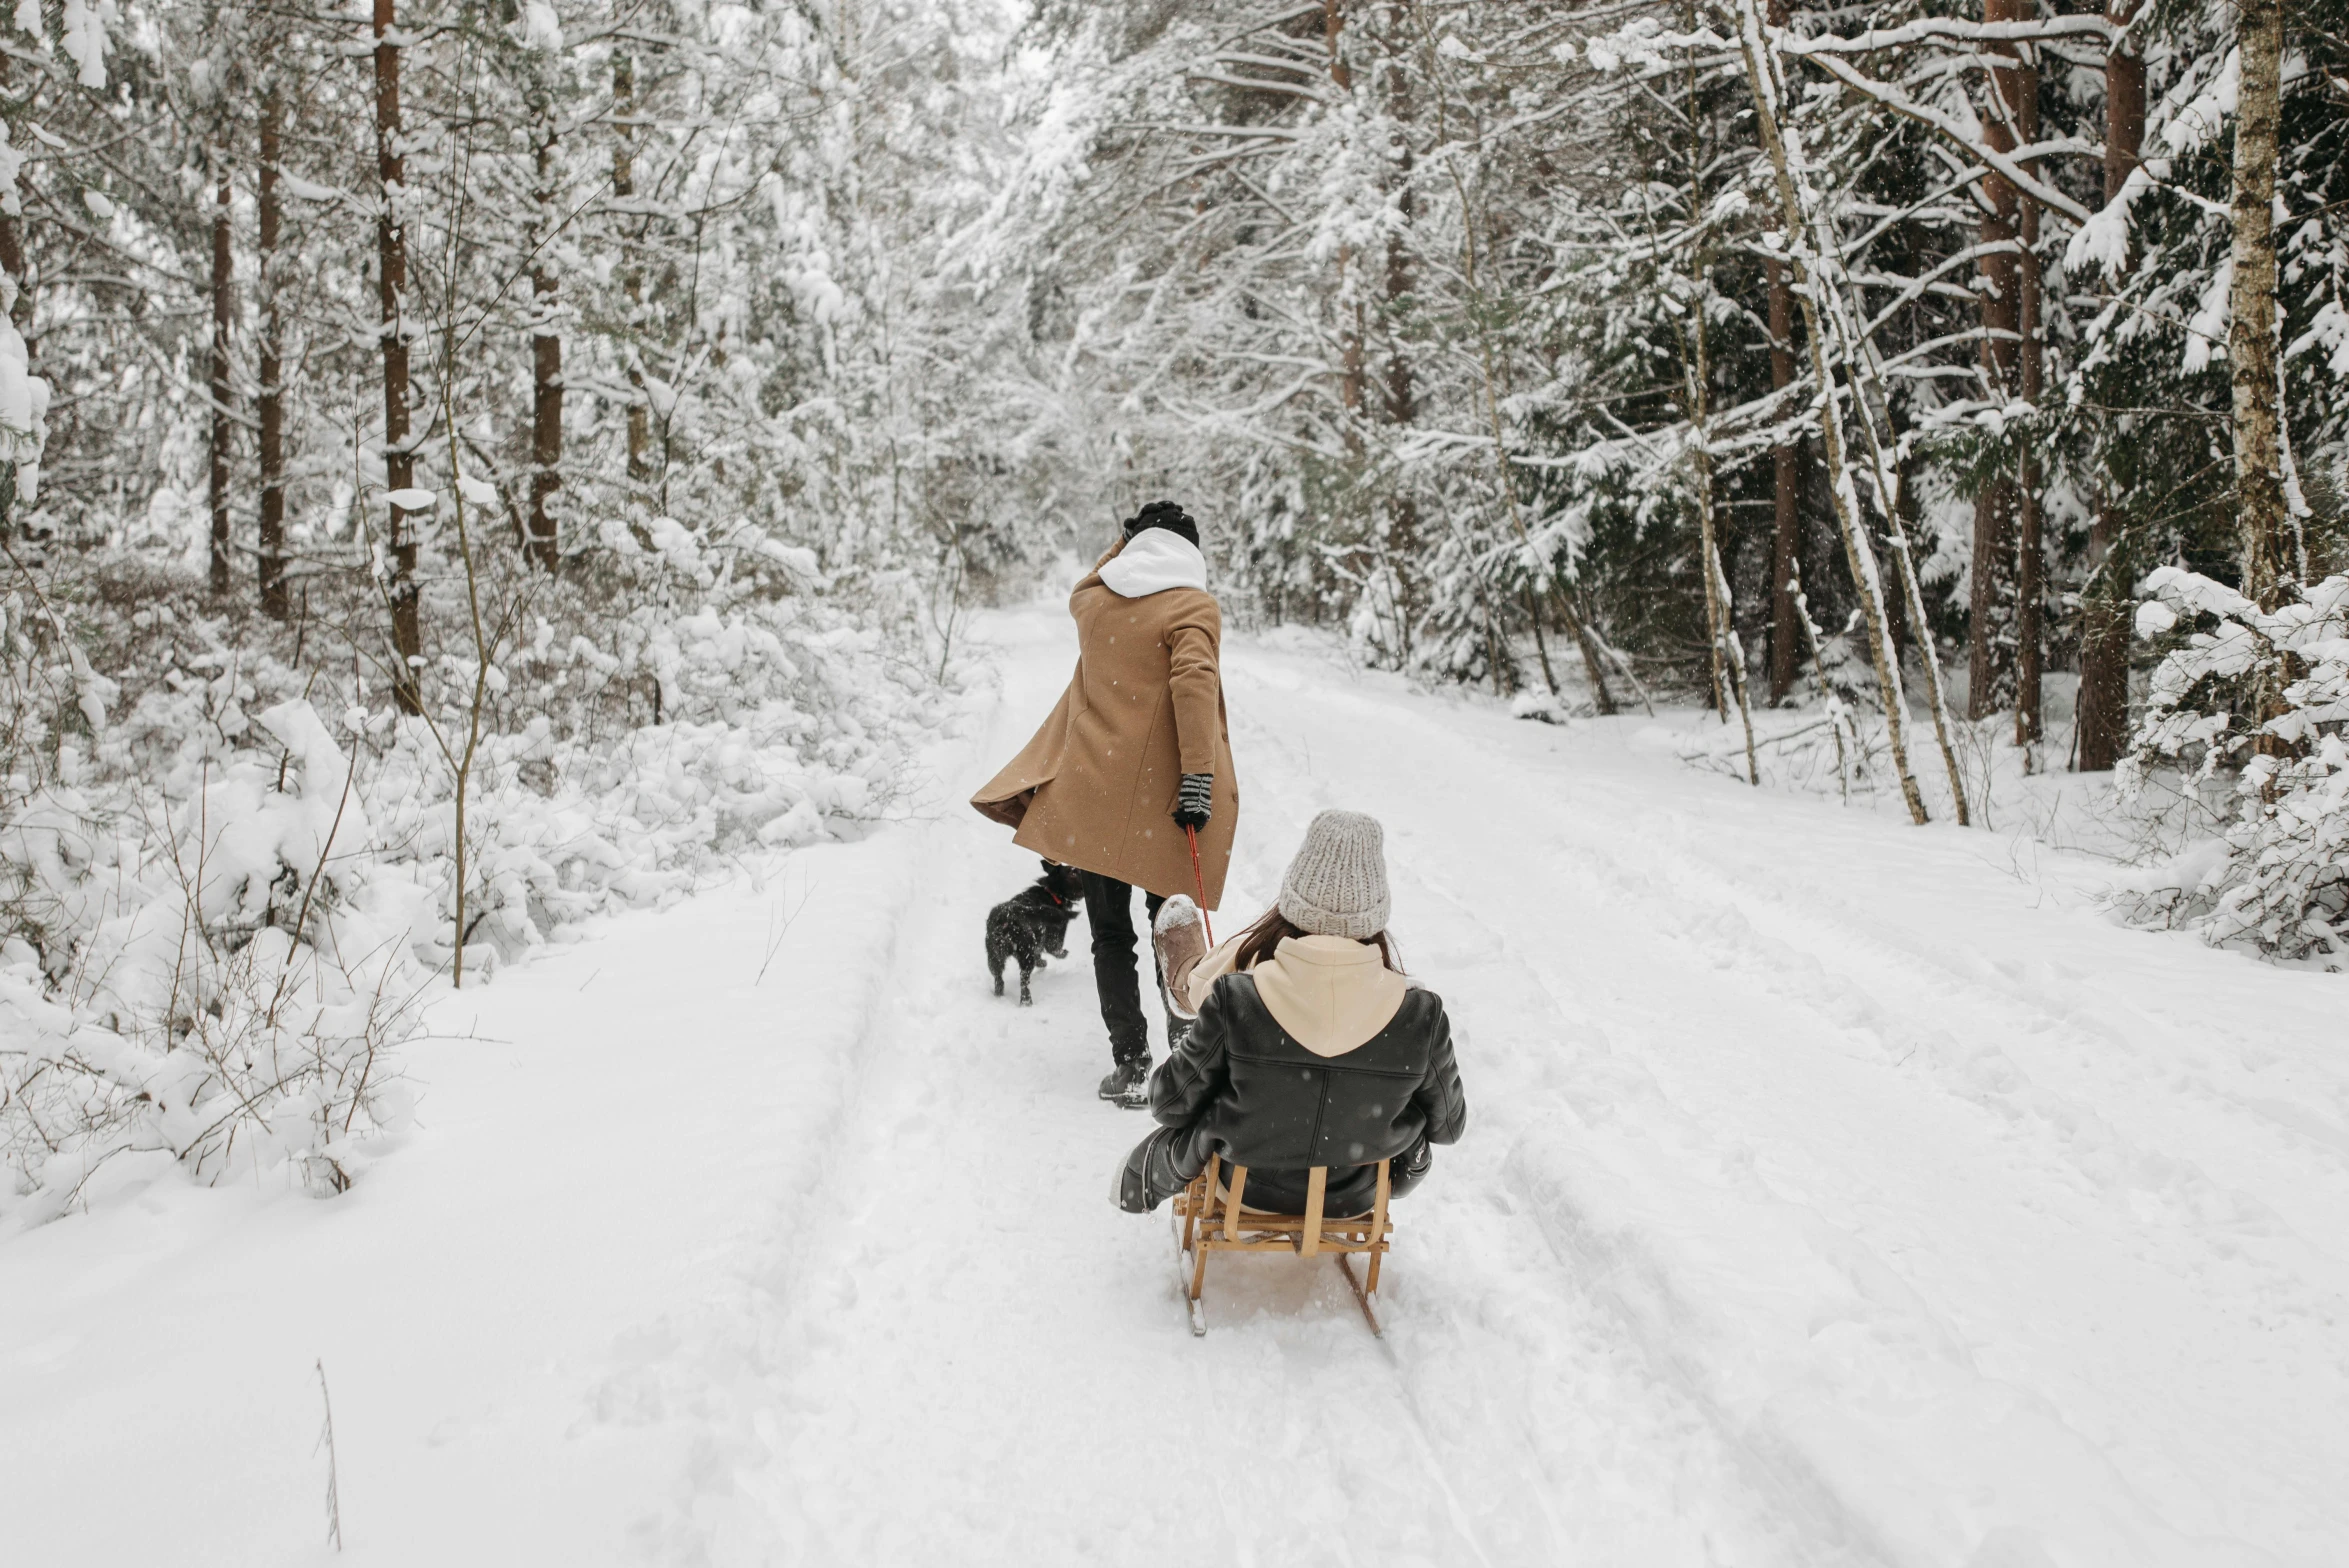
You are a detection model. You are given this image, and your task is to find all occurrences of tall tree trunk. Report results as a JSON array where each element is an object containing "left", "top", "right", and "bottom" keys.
[
  {"left": 2230, "top": 0, "right": 2289, "bottom": 620},
  {"left": 1766, "top": 0, "right": 1801, "bottom": 706},
  {"left": 1524, "top": 584, "right": 1559, "bottom": 695},
  {"left": 1733, "top": 0, "right": 1930, "bottom": 823},
  {"left": 2076, "top": 0, "right": 2143, "bottom": 771},
  {"left": 528, "top": 111, "right": 561, "bottom": 571},
  {"left": 0, "top": 55, "right": 24, "bottom": 335},
  {"left": 0, "top": 52, "right": 27, "bottom": 341},
  {"left": 1968, "top": 486, "right": 2007, "bottom": 718},
  {"left": 615, "top": 54, "right": 652, "bottom": 488},
  {"left": 375, "top": 0, "right": 422, "bottom": 714},
  {"left": 1686, "top": 261, "right": 1760, "bottom": 780},
  {"left": 1969, "top": 0, "right": 2021, "bottom": 721},
  {"left": 1882, "top": 439, "right": 1973, "bottom": 824},
  {"left": 0, "top": 54, "right": 27, "bottom": 540},
  {"left": 1767, "top": 246, "right": 1800, "bottom": 704},
  {"left": 1552, "top": 579, "right": 1619, "bottom": 716},
  {"left": 1677, "top": 16, "right": 1757, "bottom": 776},
  {"left": 2012, "top": 34, "right": 2045, "bottom": 750},
  {"left": 1884, "top": 452, "right": 1917, "bottom": 656},
  {"left": 1324, "top": 3, "right": 1366, "bottom": 453},
  {"left": 257, "top": 87, "right": 287, "bottom": 619},
  {"left": 1379, "top": 9, "right": 1420, "bottom": 627},
  {"left": 1381, "top": 27, "right": 1414, "bottom": 436},
  {"left": 209, "top": 149, "right": 233, "bottom": 597}
]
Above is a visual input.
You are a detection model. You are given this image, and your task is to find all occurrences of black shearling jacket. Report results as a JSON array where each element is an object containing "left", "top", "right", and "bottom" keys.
[{"left": 1149, "top": 970, "right": 1467, "bottom": 1199}]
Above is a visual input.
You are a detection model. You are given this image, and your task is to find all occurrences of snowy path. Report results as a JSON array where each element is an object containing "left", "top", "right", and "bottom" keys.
[
  {"left": 5, "top": 607, "right": 2345, "bottom": 1566},
  {"left": 654, "top": 610, "right": 1831, "bottom": 1566}
]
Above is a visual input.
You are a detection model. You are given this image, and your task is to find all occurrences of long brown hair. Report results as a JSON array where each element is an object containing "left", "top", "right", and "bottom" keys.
[{"left": 1227, "top": 906, "right": 1404, "bottom": 975}]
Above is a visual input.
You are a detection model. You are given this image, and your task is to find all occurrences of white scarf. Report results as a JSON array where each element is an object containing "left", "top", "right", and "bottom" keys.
[{"left": 1096, "top": 529, "right": 1208, "bottom": 598}]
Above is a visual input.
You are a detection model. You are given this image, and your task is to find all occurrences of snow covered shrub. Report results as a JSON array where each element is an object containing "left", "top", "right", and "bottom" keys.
[
  {"left": 0, "top": 700, "right": 421, "bottom": 1218},
  {"left": 0, "top": 521, "right": 961, "bottom": 1219},
  {"left": 2112, "top": 569, "right": 2349, "bottom": 964},
  {"left": 366, "top": 591, "right": 932, "bottom": 979},
  {"left": 0, "top": 585, "right": 118, "bottom": 801}
]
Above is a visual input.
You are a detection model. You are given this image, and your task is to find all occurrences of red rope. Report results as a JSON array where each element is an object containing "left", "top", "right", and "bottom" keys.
[{"left": 1185, "top": 824, "right": 1215, "bottom": 947}]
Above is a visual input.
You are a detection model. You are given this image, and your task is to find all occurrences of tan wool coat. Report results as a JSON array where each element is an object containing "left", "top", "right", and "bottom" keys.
[{"left": 971, "top": 542, "right": 1238, "bottom": 903}]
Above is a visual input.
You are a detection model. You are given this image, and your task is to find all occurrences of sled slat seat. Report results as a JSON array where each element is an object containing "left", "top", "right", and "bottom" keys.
[{"left": 1173, "top": 1152, "right": 1392, "bottom": 1335}]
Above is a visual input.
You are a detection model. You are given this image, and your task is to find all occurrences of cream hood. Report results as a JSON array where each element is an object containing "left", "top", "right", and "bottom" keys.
[{"left": 1185, "top": 932, "right": 1407, "bottom": 1058}]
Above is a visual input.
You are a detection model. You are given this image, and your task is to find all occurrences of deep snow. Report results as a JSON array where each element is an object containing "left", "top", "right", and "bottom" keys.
[{"left": 3, "top": 606, "right": 2345, "bottom": 1565}]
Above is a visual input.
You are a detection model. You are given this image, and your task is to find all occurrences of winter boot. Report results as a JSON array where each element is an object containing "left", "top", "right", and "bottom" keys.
[
  {"left": 1153, "top": 896, "right": 1209, "bottom": 1022},
  {"left": 1097, "top": 1056, "right": 1151, "bottom": 1108},
  {"left": 1111, "top": 1126, "right": 1184, "bottom": 1213}
]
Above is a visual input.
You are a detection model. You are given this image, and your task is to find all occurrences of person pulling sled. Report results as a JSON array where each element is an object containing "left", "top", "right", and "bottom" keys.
[{"left": 970, "top": 500, "right": 1239, "bottom": 1105}]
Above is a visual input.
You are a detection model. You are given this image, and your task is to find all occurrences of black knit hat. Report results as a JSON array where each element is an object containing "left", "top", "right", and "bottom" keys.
[{"left": 1121, "top": 499, "right": 1200, "bottom": 548}]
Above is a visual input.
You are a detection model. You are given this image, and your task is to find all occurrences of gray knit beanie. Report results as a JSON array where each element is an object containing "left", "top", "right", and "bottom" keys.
[{"left": 1277, "top": 809, "right": 1392, "bottom": 940}]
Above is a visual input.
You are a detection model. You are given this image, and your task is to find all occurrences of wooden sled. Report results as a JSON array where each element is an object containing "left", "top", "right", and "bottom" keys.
[{"left": 1172, "top": 1153, "right": 1392, "bottom": 1337}]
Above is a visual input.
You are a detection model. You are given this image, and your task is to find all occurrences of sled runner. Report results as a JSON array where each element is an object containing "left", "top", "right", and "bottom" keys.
[{"left": 1172, "top": 1153, "right": 1393, "bottom": 1337}]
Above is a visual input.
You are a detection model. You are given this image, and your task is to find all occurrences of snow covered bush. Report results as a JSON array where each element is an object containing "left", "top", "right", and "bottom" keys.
[
  {"left": 2112, "top": 568, "right": 2349, "bottom": 964},
  {"left": 0, "top": 705, "right": 420, "bottom": 1216},
  {"left": 0, "top": 535, "right": 962, "bottom": 1222},
  {"left": 364, "top": 584, "right": 939, "bottom": 980}
]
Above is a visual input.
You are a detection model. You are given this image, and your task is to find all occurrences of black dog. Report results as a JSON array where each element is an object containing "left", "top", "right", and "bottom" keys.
[{"left": 986, "top": 860, "right": 1085, "bottom": 1005}]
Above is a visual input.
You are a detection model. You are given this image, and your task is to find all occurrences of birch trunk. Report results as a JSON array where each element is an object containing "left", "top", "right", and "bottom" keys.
[
  {"left": 208, "top": 149, "right": 233, "bottom": 598},
  {"left": 1678, "top": 20, "right": 1757, "bottom": 778},
  {"left": 528, "top": 110, "right": 561, "bottom": 571},
  {"left": 1778, "top": 3, "right": 1973, "bottom": 820},
  {"left": 1767, "top": 245, "right": 1801, "bottom": 704},
  {"left": 1733, "top": 0, "right": 1929, "bottom": 823},
  {"left": 1708, "top": 515, "right": 1761, "bottom": 783},
  {"left": 1693, "top": 415, "right": 1758, "bottom": 781},
  {"left": 1765, "top": 0, "right": 1801, "bottom": 706}
]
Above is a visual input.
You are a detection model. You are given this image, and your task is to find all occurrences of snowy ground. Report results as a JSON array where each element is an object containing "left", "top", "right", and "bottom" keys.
[{"left": 4, "top": 605, "right": 2345, "bottom": 1566}]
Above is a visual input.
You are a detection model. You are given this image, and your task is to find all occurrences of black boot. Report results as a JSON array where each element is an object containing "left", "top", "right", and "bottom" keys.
[
  {"left": 1097, "top": 1056, "right": 1151, "bottom": 1108},
  {"left": 1112, "top": 1126, "right": 1185, "bottom": 1212}
]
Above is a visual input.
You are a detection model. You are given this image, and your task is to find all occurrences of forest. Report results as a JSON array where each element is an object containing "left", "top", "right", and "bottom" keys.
[{"left": 2, "top": 0, "right": 2344, "bottom": 1208}]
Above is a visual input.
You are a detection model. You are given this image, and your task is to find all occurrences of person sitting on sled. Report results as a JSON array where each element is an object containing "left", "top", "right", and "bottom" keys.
[{"left": 1113, "top": 809, "right": 1467, "bottom": 1216}]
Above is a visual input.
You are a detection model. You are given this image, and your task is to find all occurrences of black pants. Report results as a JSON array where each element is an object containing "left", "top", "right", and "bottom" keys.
[{"left": 1080, "top": 871, "right": 1182, "bottom": 1068}]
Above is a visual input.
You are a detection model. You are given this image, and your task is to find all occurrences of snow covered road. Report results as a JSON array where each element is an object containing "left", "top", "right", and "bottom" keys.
[{"left": 5, "top": 606, "right": 2346, "bottom": 1566}]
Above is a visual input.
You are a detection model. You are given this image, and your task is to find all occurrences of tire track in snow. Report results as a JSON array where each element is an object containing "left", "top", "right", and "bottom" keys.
[
  {"left": 1221, "top": 637, "right": 2349, "bottom": 1565},
  {"left": 1228, "top": 646, "right": 2324, "bottom": 1287},
  {"left": 1172, "top": 757, "right": 1520, "bottom": 1568},
  {"left": 1508, "top": 776, "right": 2349, "bottom": 1561},
  {"left": 1461, "top": 726, "right": 2349, "bottom": 1428},
  {"left": 1224, "top": 678, "right": 1906, "bottom": 1568},
  {"left": 1536, "top": 817, "right": 2323, "bottom": 1265},
  {"left": 660, "top": 611, "right": 1838, "bottom": 1567},
  {"left": 1571, "top": 803, "right": 2349, "bottom": 1224}
]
